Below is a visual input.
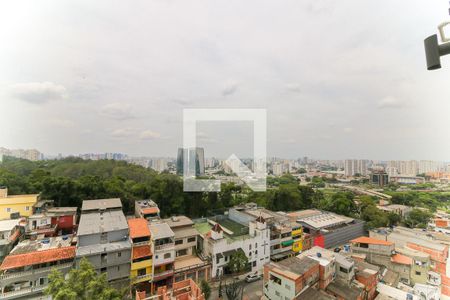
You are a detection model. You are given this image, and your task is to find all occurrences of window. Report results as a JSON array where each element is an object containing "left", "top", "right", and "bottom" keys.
[
  {"left": 6, "top": 208, "right": 11, "bottom": 212},
  {"left": 270, "top": 274, "right": 282, "bottom": 285},
  {"left": 39, "top": 277, "right": 46, "bottom": 285},
  {"left": 175, "top": 239, "right": 183, "bottom": 245},
  {"left": 252, "top": 261, "right": 256, "bottom": 267},
  {"left": 100, "top": 267, "right": 107, "bottom": 273},
  {"left": 117, "top": 266, "right": 120, "bottom": 271},
  {"left": 275, "top": 291, "right": 280, "bottom": 296},
  {"left": 26, "top": 206, "right": 30, "bottom": 211},
  {"left": 164, "top": 253, "right": 171, "bottom": 259},
  {"left": 285, "top": 284, "right": 291, "bottom": 290},
  {"left": 176, "top": 249, "right": 188, "bottom": 257},
  {"left": 187, "top": 237, "right": 196, "bottom": 243},
  {"left": 255, "top": 250, "right": 258, "bottom": 255},
  {"left": 255, "top": 243, "right": 258, "bottom": 248},
  {"left": 138, "top": 268, "right": 146, "bottom": 276},
  {"left": 415, "top": 271, "right": 421, "bottom": 276},
  {"left": 118, "top": 252, "right": 121, "bottom": 257},
  {"left": 249, "top": 244, "right": 252, "bottom": 250},
  {"left": 339, "top": 267, "right": 349, "bottom": 273}
]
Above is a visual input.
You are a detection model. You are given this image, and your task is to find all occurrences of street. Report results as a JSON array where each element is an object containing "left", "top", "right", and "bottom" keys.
[{"left": 210, "top": 278, "right": 264, "bottom": 300}]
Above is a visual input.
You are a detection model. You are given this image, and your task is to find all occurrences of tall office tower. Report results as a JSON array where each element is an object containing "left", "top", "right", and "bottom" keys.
[{"left": 176, "top": 147, "right": 205, "bottom": 176}]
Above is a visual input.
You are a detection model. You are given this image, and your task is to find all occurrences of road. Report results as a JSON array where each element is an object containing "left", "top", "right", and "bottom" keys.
[{"left": 210, "top": 278, "right": 264, "bottom": 300}]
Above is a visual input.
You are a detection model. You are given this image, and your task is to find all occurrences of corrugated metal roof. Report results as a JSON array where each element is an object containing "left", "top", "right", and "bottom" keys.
[
  {"left": 81, "top": 198, "right": 122, "bottom": 211},
  {"left": 78, "top": 210, "right": 128, "bottom": 235}
]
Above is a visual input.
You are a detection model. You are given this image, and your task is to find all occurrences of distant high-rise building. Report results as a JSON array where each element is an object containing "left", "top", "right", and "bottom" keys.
[
  {"left": 176, "top": 147, "right": 205, "bottom": 176},
  {"left": 0, "top": 147, "right": 41, "bottom": 161},
  {"left": 344, "top": 159, "right": 368, "bottom": 177}
]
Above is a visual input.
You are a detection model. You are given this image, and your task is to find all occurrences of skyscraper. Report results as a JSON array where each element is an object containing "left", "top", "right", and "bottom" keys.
[{"left": 176, "top": 147, "right": 205, "bottom": 176}]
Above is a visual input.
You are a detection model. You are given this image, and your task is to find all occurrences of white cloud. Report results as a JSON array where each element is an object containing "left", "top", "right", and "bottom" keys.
[
  {"left": 343, "top": 127, "right": 354, "bottom": 133},
  {"left": 100, "top": 103, "right": 136, "bottom": 120},
  {"left": 110, "top": 128, "right": 136, "bottom": 138},
  {"left": 221, "top": 80, "right": 239, "bottom": 96},
  {"left": 139, "top": 130, "right": 161, "bottom": 140},
  {"left": 377, "top": 96, "right": 406, "bottom": 109},
  {"left": 285, "top": 83, "right": 302, "bottom": 93},
  {"left": 47, "top": 119, "right": 74, "bottom": 128},
  {"left": 10, "top": 82, "right": 67, "bottom": 104}
]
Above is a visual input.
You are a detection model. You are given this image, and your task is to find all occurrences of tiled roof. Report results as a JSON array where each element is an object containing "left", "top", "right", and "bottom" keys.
[
  {"left": 391, "top": 253, "right": 412, "bottom": 265},
  {"left": 350, "top": 236, "right": 393, "bottom": 246},
  {"left": 142, "top": 207, "right": 159, "bottom": 214},
  {"left": 128, "top": 218, "right": 151, "bottom": 239},
  {"left": 0, "top": 246, "right": 76, "bottom": 270},
  {"left": 133, "top": 245, "right": 152, "bottom": 260}
]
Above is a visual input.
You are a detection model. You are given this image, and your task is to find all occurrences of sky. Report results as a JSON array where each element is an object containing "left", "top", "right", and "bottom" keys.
[{"left": 1, "top": 0, "right": 450, "bottom": 160}]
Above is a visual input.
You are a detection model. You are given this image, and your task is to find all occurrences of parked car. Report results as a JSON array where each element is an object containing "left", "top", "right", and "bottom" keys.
[{"left": 245, "top": 273, "right": 261, "bottom": 283}]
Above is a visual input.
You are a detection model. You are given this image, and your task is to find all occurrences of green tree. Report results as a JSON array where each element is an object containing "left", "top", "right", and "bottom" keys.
[
  {"left": 226, "top": 249, "right": 248, "bottom": 274},
  {"left": 405, "top": 209, "right": 433, "bottom": 228},
  {"left": 45, "top": 258, "right": 123, "bottom": 300},
  {"left": 200, "top": 280, "right": 211, "bottom": 300},
  {"left": 225, "top": 279, "right": 244, "bottom": 300}
]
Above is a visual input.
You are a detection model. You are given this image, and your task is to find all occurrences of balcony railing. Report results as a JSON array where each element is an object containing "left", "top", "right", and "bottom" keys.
[
  {"left": 0, "top": 262, "right": 73, "bottom": 281},
  {"left": 154, "top": 243, "right": 174, "bottom": 251},
  {"left": 131, "top": 273, "right": 152, "bottom": 284},
  {"left": 133, "top": 241, "right": 151, "bottom": 247},
  {"left": 153, "top": 269, "right": 174, "bottom": 280},
  {"left": 0, "top": 285, "right": 46, "bottom": 299}
]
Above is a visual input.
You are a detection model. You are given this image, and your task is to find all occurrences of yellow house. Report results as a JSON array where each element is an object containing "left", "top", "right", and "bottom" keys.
[
  {"left": 291, "top": 224, "right": 303, "bottom": 253},
  {"left": 0, "top": 188, "right": 39, "bottom": 220},
  {"left": 128, "top": 218, "right": 153, "bottom": 285}
]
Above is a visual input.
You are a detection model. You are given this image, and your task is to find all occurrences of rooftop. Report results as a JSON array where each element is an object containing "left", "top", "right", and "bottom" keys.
[
  {"left": 81, "top": 198, "right": 122, "bottom": 211},
  {"left": 355, "top": 260, "right": 379, "bottom": 278},
  {"left": 275, "top": 256, "right": 319, "bottom": 277},
  {"left": 149, "top": 222, "right": 174, "bottom": 239},
  {"left": 128, "top": 218, "right": 151, "bottom": 239},
  {"left": 327, "top": 280, "right": 362, "bottom": 300},
  {"left": 0, "top": 219, "right": 22, "bottom": 232},
  {"left": 10, "top": 235, "right": 74, "bottom": 255},
  {"left": 297, "top": 211, "right": 354, "bottom": 230},
  {"left": 164, "top": 216, "right": 194, "bottom": 228},
  {"left": 391, "top": 253, "right": 412, "bottom": 265},
  {"left": 173, "top": 227, "right": 199, "bottom": 239},
  {"left": 78, "top": 210, "right": 128, "bottom": 235},
  {"left": 76, "top": 240, "right": 131, "bottom": 256},
  {"left": 174, "top": 255, "right": 206, "bottom": 271},
  {"left": 351, "top": 236, "right": 394, "bottom": 246},
  {"left": 1, "top": 246, "right": 76, "bottom": 270},
  {"left": 297, "top": 287, "right": 335, "bottom": 300}
]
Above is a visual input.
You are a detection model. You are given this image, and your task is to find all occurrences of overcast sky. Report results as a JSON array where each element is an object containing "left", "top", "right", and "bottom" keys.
[{"left": 1, "top": 1, "right": 450, "bottom": 160}]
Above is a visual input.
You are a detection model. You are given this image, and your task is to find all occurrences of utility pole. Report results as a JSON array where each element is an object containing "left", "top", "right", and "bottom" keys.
[{"left": 424, "top": 2, "right": 450, "bottom": 70}]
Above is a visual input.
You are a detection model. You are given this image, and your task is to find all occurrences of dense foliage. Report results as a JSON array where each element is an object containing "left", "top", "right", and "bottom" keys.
[
  {"left": 45, "top": 258, "right": 124, "bottom": 300},
  {"left": 0, "top": 157, "right": 324, "bottom": 217}
]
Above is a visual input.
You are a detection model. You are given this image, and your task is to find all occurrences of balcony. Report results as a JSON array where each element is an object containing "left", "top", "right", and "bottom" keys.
[
  {"left": 131, "top": 273, "right": 152, "bottom": 284},
  {"left": 154, "top": 243, "right": 174, "bottom": 251},
  {"left": 153, "top": 269, "right": 174, "bottom": 281},
  {"left": 0, "top": 285, "right": 46, "bottom": 300},
  {"left": 0, "top": 262, "right": 73, "bottom": 281}
]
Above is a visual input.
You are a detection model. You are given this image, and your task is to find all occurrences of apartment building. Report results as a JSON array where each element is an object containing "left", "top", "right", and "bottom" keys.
[
  {"left": 263, "top": 256, "right": 320, "bottom": 300},
  {"left": 228, "top": 203, "right": 302, "bottom": 260},
  {"left": 76, "top": 199, "right": 131, "bottom": 288},
  {"left": 135, "top": 199, "right": 160, "bottom": 221},
  {"left": 396, "top": 246, "right": 430, "bottom": 285},
  {"left": 164, "top": 216, "right": 210, "bottom": 283},
  {"left": 0, "top": 188, "right": 39, "bottom": 220},
  {"left": 195, "top": 214, "right": 271, "bottom": 279},
  {"left": 149, "top": 222, "right": 175, "bottom": 292},
  {"left": 0, "top": 235, "right": 76, "bottom": 299},
  {"left": 0, "top": 219, "right": 25, "bottom": 262},
  {"left": 128, "top": 218, "right": 153, "bottom": 288}
]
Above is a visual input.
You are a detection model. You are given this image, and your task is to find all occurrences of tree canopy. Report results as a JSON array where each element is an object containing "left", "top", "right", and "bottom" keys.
[{"left": 45, "top": 258, "right": 123, "bottom": 300}]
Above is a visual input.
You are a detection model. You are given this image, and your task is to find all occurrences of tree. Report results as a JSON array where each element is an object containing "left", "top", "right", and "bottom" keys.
[
  {"left": 45, "top": 258, "right": 123, "bottom": 300},
  {"left": 225, "top": 279, "right": 244, "bottom": 300},
  {"left": 200, "top": 280, "right": 211, "bottom": 300},
  {"left": 226, "top": 249, "right": 248, "bottom": 274},
  {"left": 405, "top": 209, "right": 433, "bottom": 228}
]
